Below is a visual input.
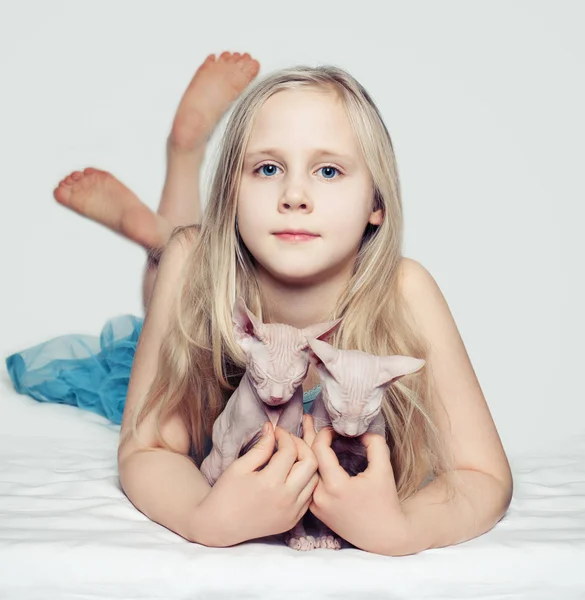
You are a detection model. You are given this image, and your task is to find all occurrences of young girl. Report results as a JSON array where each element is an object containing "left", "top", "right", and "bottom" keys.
[{"left": 7, "top": 53, "right": 513, "bottom": 556}]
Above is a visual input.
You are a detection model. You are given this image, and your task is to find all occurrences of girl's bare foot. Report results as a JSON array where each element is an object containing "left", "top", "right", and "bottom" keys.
[
  {"left": 158, "top": 51, "right": 260, "bottom": 226},
  {"left": 53, "top": 168, "right": 174, "bottom": 250}
]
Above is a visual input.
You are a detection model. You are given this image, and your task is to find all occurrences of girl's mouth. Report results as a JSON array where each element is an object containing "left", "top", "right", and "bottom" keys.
[{"left": 274, "top": 233, "right": 319, "bottom": 242}]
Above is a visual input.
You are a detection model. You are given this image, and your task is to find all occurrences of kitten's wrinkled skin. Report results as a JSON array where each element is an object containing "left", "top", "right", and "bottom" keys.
[
  {"left": 199, "top": 298, "right": 340, "bottom": 488},
  {"left": 300, "top": 339, "right": 426, "bottom": 550}
]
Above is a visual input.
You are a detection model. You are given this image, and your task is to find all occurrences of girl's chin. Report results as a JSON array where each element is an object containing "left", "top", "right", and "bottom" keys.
[{"left": 260, "top": 271, "right": 323, "bottom": 288}]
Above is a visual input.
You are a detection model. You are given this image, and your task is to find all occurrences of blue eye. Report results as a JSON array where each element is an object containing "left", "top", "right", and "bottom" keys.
[
  {"left": 257, "top": 164, "right": 281, "bottom": 177},
  {"left": 319, "top": 166, "right": 339, "bottom": 179}
]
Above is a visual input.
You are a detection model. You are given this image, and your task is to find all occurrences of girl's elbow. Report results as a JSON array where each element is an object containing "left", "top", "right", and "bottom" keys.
[{"left": 491, "top": 465, "right": 514, "bottom": 515}]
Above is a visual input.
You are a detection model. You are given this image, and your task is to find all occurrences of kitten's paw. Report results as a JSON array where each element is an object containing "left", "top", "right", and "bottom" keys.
[
  {"left": 315, "top": 534, "right": 343, "bottom": 550},
  {"left": 284, "top": 533, "right": 317, "bottom": 551}
]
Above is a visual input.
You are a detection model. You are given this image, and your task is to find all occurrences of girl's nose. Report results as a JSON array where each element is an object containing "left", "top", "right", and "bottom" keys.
[{"left": 280, "top": 181, "right": 311, "bottom": 211}]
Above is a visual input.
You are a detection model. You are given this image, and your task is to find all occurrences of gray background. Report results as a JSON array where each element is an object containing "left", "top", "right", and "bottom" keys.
[{"left": 0, "top": 0, "right": 583, "bottom": 457}]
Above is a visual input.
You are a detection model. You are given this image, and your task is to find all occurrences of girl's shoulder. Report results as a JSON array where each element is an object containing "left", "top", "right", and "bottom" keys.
[
  {"left": 396, "top": 255, "right": 513, "bottom": 491},
  {"left": 396, "top": 256, "right": 450, "bottom": 324},
  {"left": 396, "top": 256, "right": 431, "bottom": 297}
]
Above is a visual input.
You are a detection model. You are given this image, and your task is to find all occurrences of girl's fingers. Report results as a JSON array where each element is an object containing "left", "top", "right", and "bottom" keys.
[
  {"left": 287, "top": 433, "right": 319, "bottom": 494},
  {"left": 361, "top": 432, "right": 393, "bottom": 477},
  {"left": 302, "top": 414, "right": 317, "bottom": 447},
  {"left": 311, "top": 426, "right": 348, "bottom": 489},
  {"left": 262, "top": 426, "right": 298, "bottom": 482}
]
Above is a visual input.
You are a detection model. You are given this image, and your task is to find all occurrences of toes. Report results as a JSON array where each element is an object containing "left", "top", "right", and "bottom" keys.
[
  {"left": 57, "top": 168, "right": 95, "bottom": 191},
  {"left": 53, "top": 184, "right": 71, "bottom": 205},
  {"left": 242, "top": 59, "right": 260, "bottom": 78}
]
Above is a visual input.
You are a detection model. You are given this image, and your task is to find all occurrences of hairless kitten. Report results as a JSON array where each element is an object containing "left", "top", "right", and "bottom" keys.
[
  {"left": 285, "top": 338, "right": 426, "bottom": 551},
  {"left": 199, "top": 298, "right": 341, "bottom": 487}
]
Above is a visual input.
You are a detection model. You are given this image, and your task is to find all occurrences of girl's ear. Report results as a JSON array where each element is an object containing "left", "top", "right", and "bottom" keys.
[
  {"left": 375, "top": 356, "right": 426, "bottom": 388},
  {"left": 369, "top": 207, "right": 383, "bottom": 226},
  {"left": 232, "top": 297, "right": 261, "bottom": 343},
  {"left": 369, "top": 191, "right": 384, "bottom": 226}
]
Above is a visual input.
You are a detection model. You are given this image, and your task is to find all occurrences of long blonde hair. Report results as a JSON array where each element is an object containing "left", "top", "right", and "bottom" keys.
[{"left": 128, "top": 65, "right": 455, "bottom": 502}]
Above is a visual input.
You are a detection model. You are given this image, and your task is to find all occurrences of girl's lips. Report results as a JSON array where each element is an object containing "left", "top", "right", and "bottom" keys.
[{"left": 274, "top": 233, "right": 319, "bottom": 242}]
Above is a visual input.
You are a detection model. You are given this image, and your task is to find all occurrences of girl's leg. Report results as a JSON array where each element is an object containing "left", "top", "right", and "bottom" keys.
[
  {"left": 156, "top": 51, "right": 260, "bottom": 228},
  {"left": 53, "top": 52, "right": 260, "bottom": 309}
]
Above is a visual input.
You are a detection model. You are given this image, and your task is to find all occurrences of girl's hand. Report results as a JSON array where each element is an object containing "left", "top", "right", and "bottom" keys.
[
  {"left": 302, "top": 414, "right": 411, "bottom": 554},
  {"left": 197, "top": 422, "right": 319, "bottom": 547}
]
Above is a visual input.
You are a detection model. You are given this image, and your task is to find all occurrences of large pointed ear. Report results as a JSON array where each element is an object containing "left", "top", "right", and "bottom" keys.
[
  {"left": 301, "top": 317, "right": 342, "bottom": 344},
  {"left": 232, "top": 297, "right": 262, "bottom": 344},
  {"left": 307, "top": 338, "right": 339, "bottom": 369},
  {"left": 375, "top": 356, "right": 426, "bottom": 388}
]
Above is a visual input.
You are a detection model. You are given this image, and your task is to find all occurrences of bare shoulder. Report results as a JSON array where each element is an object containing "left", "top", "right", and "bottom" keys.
[
  {"left": 397, "top": 257, "right": 442, "bottom": 305},
  {"left": 162, "top": 225, "right": 200, "bottom": 266},
  {"left": 396, "top": 256, "right": 513, "bottom": 493}
]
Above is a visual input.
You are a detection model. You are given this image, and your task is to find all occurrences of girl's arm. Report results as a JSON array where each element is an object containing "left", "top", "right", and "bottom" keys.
[
  {"left": 117, "top": 229, "right": 215, "bottom": 545},
  {"left": 394, "top": 258, "right": 513, "bottom": 555}
]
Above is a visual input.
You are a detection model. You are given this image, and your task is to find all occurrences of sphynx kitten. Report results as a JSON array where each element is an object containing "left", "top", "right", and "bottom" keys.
[
  {"left": 286, "top": 338, "right": 426, "bottom": 551},
  {"left": 199, "top": 298, "right": 341, "bottom": 487}
]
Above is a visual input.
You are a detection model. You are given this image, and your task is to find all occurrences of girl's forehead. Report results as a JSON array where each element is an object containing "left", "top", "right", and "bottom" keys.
[{"left": 246, "top": 87, "right": 359, "bottom": 154}]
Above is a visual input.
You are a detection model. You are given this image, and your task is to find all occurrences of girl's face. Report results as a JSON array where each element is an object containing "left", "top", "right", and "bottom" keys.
[{"left": 237, "top": 87, "right": 382, "bottom": 286}]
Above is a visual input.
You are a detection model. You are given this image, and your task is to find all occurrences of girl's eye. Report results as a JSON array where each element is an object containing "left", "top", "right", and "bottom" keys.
[
  {"left": 319, "top": 166, "right": 340, "bottom": 179},
  {"left": 256, "top": 164, "right": 281, "bottom": 177},
  {"left": 254, "top": 164, "right": 341, "bottom": 179}
]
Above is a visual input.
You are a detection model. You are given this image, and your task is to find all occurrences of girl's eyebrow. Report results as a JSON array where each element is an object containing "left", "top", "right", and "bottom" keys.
[{"left": 244, "top": 148, "right": 355, "bottom": 166}]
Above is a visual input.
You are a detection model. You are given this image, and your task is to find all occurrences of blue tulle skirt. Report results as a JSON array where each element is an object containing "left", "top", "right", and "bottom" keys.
[
  {"left": 6, "top": 315, "right": 143, "bottom": 425},
  {"left": 5, "top": 315, "right": 321, "bottom": 426}
]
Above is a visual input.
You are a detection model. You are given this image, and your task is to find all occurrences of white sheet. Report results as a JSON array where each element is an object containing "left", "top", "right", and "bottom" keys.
[{"left": 1, "top": 373, "right": 584, "bottom": 600}]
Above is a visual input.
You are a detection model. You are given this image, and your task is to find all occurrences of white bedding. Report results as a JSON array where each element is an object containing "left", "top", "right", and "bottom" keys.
[{"left": 1, "top": 373, "right": 584, "bottom": 600}]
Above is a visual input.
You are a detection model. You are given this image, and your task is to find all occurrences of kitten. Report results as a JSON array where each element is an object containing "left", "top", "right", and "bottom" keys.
[
  {"left": 288, "top": 338, "right": 425, "bottom": 551},
  {"left": 199, "top": 297, "right": 340, "bottom": 487}
]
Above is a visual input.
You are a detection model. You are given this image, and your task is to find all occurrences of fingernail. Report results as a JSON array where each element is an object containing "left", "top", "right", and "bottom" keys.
[{"left": 263, "top": 422, "right": 270, "bottom": 435}]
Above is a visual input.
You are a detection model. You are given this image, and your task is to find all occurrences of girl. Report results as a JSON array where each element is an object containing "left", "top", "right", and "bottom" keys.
[{"left": 7, "top": 54, "right": 513, "bottom": 556}]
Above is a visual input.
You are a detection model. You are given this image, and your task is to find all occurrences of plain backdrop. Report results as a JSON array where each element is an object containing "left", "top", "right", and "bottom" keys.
[{"left": 0, "top": 0, "right": 583, "bottom": 457}]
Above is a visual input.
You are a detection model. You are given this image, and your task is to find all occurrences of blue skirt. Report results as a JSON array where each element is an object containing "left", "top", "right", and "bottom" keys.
[
  {"left": 6, "top": 315, "right": 143, "bottom": 425},
  {"left": 5, "top": 315, "right": 321, "bottom": 426}
]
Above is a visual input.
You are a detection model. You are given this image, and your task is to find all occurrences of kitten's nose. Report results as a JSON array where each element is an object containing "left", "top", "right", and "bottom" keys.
[
  {"left": 341, "top": 424, "right": 361, "bottom": 437},
  {"left": 270, "top": 396, "right": 283, "bottom": 405}
]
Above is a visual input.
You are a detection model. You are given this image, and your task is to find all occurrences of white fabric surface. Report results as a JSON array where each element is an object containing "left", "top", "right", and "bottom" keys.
[{"left": 1, "top": 373, "right": 584, "bottom": 600}]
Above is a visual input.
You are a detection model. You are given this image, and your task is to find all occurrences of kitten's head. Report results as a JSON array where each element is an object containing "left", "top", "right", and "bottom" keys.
[
  {"left": 233, "top": 298, "right": 341, "bottom": 406},
  {"left": 307, "top": 338, "right": 426, "bottom": 437}
]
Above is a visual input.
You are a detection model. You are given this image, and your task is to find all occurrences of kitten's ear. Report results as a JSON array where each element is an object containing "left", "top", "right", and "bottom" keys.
[
  {"left": 375, "top": 356, "right": 426, "bottom": 388},
  {"left": 306, "top": 347, "right": 322, "bottom": 369},
  {"left": 307, "top": 338, "right": 338, "bottom": 367},
  {"left": 302, "top": 318, "right": 342, "bottom": 344},
  {"left": 232, "top": 297, "right": 262, "bottom": 343}
]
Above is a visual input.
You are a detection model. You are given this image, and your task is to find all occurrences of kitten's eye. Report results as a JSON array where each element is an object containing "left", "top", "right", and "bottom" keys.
[{"left": 328, "top": 405, "right": 342, "bottom": 417}]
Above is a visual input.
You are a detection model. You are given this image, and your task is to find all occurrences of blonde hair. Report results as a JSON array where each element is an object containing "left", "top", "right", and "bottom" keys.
[{"left": 127, "top": 65, "right": 456, "bottom": 502}]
